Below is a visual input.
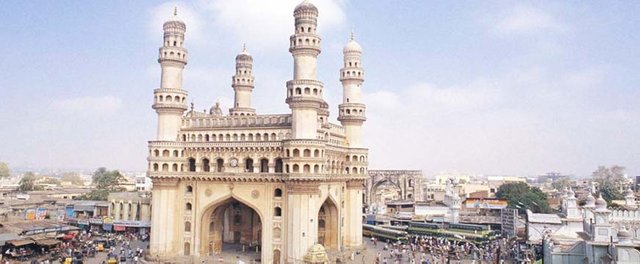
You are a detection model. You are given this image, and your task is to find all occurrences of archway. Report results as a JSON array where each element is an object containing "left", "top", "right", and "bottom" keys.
[
  {"left": 317, "top": 198, "right": 339, "bottom": 250},
  {"left": 200, "top": 197, "right": 262, "bottom": 262}
]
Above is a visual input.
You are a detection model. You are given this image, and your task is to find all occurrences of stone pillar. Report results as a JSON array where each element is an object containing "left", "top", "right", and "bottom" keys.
[
  {"left": 285, "top": 182, "right": 320, "bottom": 263},
  {"left": 115, "top": 201, "right": 122, "bottom": 220},
  {"left": 344, "top": 180, "right": 364, "bottom": 248},
  {"left": 150, "top": 179, "right": 179, "bottom": 258}
]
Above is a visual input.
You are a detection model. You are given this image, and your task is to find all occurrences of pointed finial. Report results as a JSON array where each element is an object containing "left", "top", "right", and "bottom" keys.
[
  {"left": 190, "top": 101, "right": 194, "bottom": 111},
  {"left": 173, "top": 6, "right": 178, "bottom": 16},
  {"left": 242, "top": 43, "right": 247, "bottom": 52},
  {"left": 350, "top": 29, "right": 355, "bottom": 41}
]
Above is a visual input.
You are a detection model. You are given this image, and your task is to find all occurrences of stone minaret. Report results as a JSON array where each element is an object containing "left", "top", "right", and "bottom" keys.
[
  {"left": 153, "top": 7, "right": 188, "bottom": 141},
  {"left": 229, "top": 44, "right": 256, "bottom": 116},
  {"left": 286, "top": 0, "right": 324, "bottom": 139},
  {"left": 338, "top": 33, "right": 366, "bottom": 147}
]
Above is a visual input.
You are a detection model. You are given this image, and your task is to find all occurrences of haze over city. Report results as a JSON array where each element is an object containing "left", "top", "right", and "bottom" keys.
[{"left": 1, "top": 0, "right": 638, "bottom": 176}]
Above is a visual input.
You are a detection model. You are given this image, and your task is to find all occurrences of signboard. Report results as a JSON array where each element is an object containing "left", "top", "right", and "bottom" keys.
[
  {"left": 501, "top": 208, "right": 518, "bottom": 238},
  {"left": 24, "top": 209, "right": 36, "bottom": 220},
  {"left": 35, "top": 208, "right": 47, "bottom": 220}
]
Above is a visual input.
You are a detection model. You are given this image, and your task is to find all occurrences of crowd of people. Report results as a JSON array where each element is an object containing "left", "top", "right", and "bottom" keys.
[
  {"left": 373, "top": 235, "right": 530, "bottom": 264},
  {"left": 1, "top": 230, "right": 148, "bottom": 264}
]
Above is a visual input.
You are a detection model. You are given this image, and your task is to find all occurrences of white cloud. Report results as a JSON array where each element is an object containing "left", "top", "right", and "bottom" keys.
[
  {"left": 50, "top": 96, "right": 123, "bottom": 115},
  {"left": 149, "top": 0, "right": 347, "bottom": 51},
  {"left": 495, "top": 5, "right": 565, "bottom": 34}
]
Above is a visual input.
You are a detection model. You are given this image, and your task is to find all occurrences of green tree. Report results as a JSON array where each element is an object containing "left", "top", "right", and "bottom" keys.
[
  {"left": 18, "top": 172, "right": 43, "bottom": 191},
  {"left": 0, "top": 162, "right": 9, "bottom": 178},
  {"left": 496, "top": 182, "right": 552, "bottom": 214},
  {"left": 599, "top": 184, "right": 623, "bottom": 203},
  {"left": 76, "top": 167, "right": 126, "bottom": 200}
]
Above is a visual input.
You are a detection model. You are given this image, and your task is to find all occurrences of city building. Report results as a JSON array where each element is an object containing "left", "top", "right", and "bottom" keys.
[{"left": 147, "top": 2, "right": 368, "bottom": 263}]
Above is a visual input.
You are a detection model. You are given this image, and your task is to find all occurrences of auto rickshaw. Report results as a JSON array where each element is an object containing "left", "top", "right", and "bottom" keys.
[
  {"left": 107, "top": 256, "right": 118, "bottom": 264},
  {"left": 63, "top": 257, "right": 73, "bottom": 264}
]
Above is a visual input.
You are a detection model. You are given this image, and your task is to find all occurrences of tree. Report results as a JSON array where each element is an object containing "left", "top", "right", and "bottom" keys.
[
  {"left": 599, "top": 184, "right": 623, "bottom": 204},
  {"left": 551, "top": 177, "right": 571, "bottom": 191},
  {"left": 592, "top": 165, "right": 626, "bottom": 190},
  {"left": 41, "top": 177, "right": 61, "bottom": 186},
  {"left": 76, "top": 167, "right": 126, "bottom": 201},
  {"left": 61, "top": 172, "right": 85, "bottom": 186},
  {"left": 0, "top": 162, "right": 9, "bottom": 178},
  {"left": 496, "top": 182, "right": 552, "bottom": 214},
  {"left": 18, "top": 172, "right": 43, "bottom": 191}
]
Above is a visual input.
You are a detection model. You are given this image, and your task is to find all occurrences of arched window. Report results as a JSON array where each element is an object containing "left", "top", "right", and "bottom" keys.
[
  {"left": 274, "top": 188, "right": 282, "bottom": 197},
  {"left": 274, "top": 207, "right": 282, "bottom": 217},
  {"left": 295, "top": 88, "right": 301, "bottom": 95},
  {"left": 186, "top": 185, "right": 193, "bottom": 193},
  {"left": 172, "top": 163, "right": 178, "bottom": 172},
  {"left": 154, "top": 150, "right": 159, "bottom": 157},
  {"left": 314, "top": 149, "right": 320, "bottom": 157},
  {"left": 153, "top": 163, "right": 158, "bottom": 171},
  {"left": 286, "top": 149, "right": 290, "bottom": 157},
  {"left": 303, "top": 164, "right": 311, "bottom": 173},
  {"left": 184, "top": 242, "right": 190, "bottom": 256},
  {"left": 184, "top": 221, "right": 191, "bottom": 232},
  {"left": 162, "top": 163, "right": 169, "bottom": 171},
  {"left": 352, "top": 167, "right": 358, "bottom": 174},
  {"left": 173, "top": 150, "right": 179, "bottom": 157},
  {"left": 293, "top": 164, "right": 299, "bottom": 173},
  {"left": 275, "top": 158, "right": 283, "bottom": 173},
  {"left": 202, "top": 158, "right": 210, "bottom": 172},
  {"left": 293, "top": 149, "right": 300, "bottom": 157},
  {"left": 303, "top": 149, "right": 311, "bottom": 157},
  {"left": 245, "top": 158, "right": 254, "bottom": 172},
  {"left": 216, "top": 158, "right": 224, "bottom": 172},
  {"left": 205, "top": 134, "right": 210, "bottom": 141},
  {"left": 186, "top": 202, "right": 192, "bottom": 210},
  {"left": 188, "top": 158, "right": 196, "bottom": 172},
  {"left": 314, "top": 165, "right": 319, "bottom": 173},
  {"left": 260, "top": 158, "right": 269, "bottom": 173}
]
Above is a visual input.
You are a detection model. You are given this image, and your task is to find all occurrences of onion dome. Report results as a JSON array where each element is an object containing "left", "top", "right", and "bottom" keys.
[
  {"left": 595, "top": 194, "right": 607, "bottom": 210},
  {"left": 343, "top": 32, "right": 362, "bottom": 53},
  {"left": 235, "top": 43, "right": 253, "bottom": 62},
  {"left": 295, "top": 0, "right": 318, "bottom": 13},
  {"left": 585, "top": 193, "right": 596, "bottom": 207},
  {"left": 164, "top": 7, "right": 186, "bottom": 31},
  {"left": 618, "top": 226, "right": 632, "bottom": 243}
]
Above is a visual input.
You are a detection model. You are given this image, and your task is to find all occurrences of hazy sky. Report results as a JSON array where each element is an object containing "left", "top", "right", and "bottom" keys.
[{"left": 1, "top": 0, "right": 638, "bottom": 177}]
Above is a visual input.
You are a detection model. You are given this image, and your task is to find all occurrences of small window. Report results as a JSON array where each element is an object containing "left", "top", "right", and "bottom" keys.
[
  {"left": 184, "top": 221, "right": 191, "bottom": 232},
  {"left": 274, "top": 207, "right": 282, "bottom": 217},
  {"left": 186, "top": 186, "right": 193, "bottom": 193},
  {"left": 186, "top": 202, "right": 192, "bottom": 210},
  {"left": 274, "top": 188, "right": 283, "bottom": 197}
]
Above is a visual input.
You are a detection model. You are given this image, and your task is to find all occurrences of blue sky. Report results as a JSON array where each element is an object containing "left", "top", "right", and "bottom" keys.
[{"left": 1, "top": 0, "right": 638, "bottom": 177}]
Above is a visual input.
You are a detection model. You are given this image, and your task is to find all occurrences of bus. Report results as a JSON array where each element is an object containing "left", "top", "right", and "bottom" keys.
[{"left": 363, "top": 224, "right": 409, "bottom": 243}]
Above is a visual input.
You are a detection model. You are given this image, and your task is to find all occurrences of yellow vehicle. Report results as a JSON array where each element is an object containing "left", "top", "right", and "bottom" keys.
[
  {"left": 107, "top": 257, "right": 118, "bottom": 264},
  {"left": 63, "top": 257, "right": 73, "bottom": 264},
  {"left": 96, "top": 243, "right": 105, "bottom": 252}
]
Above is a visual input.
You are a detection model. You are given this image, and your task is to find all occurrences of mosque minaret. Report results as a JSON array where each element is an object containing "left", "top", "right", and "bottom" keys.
[{"left": 147, "top": 2, "right": 369, "bottom": 263}]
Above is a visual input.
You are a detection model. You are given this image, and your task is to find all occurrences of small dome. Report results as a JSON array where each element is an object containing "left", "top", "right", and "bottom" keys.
[
  {"left": 235, "top": 44, "right": 252, "bottom": 61},
  {"left": 595, "top": 194, "right": 607, "bottom": 209},
  {"left": 295, "top": 0, "right": 318, "bottom": 13},
  {"left": 344, "top": 39, "right": 362, "bottom": 53},
  {"left": 585, "top": 193, "right": 596, "bottom": 205}
]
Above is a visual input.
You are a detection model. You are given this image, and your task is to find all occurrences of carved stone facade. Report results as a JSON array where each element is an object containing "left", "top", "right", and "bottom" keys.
[
  {"left": 147, "top": 2, "right": 368, "bottom": 263},
  {"left": 365, "top": 170, "right": 424, "bottom": 206}
]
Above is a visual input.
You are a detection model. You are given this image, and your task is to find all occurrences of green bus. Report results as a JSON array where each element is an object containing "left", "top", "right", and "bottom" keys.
[{"left": 363, "top": 224, "right": 409, "bottom": 243}]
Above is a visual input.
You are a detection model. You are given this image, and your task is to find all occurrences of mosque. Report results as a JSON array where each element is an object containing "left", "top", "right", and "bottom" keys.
[{"left": 146, "top": 1, "right": 368, "bottom": 263}]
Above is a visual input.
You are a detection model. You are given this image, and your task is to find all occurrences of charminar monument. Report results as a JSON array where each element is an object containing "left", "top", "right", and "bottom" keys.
[{"left": 147, "top": 1, "right": 368, "bottom": 263}]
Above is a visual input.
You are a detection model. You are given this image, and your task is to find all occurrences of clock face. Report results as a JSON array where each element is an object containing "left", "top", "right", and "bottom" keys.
[{"left": 230, "top": 158, "right": 238, "bottom": 167}]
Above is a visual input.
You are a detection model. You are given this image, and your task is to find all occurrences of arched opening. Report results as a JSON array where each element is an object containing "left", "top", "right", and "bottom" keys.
[
  {"left": 274, "top": 158, "right": 283, "bottom": 173},
  {"left": 303, "top": 164, "right": 311, "bottom": 173},
  {"left": 203, "top": 158, "right": 210, "bottom": 172},
  {"left": 293, "top": 149, "right": 300, "bottom": 157},
  {"left": 303, "top": 149, "right": 311, "bottom": 157},
  {"left": 154, "top": 149, "right": 159, "bottom": 157},
  {"left": 260, "top": 158, "right": 269, "bottom": 173},
  {"left": 186, "top": 202, "right": 192, "bottom": 211},
  {"left": 185, "top": 221, "right": 191, "bottom": 232},
  {"left": 274, "top": 207, "right": 282, "bottom": 217},
  {"left": 184, "top": 242, "right": 190, "bottom": 256},
  {"left": 186, "top": 185, "right": 193, "bottom": 193},
  {"left": 162, "top": 163, "right": 168, "bottom": 172},
  {"left": 188, "top": 158, "right": 196, "bottom": 172},
  {"left": 318, "top": 198, "right": 339, "bottom": 250},
  {"left": 245, "top": 158, "right": 254, "bottom": 172},
  {"left": 273, "top": 249, "right": 281, "bottom": 264},
  {"left": 200, "top": 197, "right": 262, "bottom": 262},
  {"left": 216, "top": 158, "right": 224, "bottom": 172},
  {"left": 274, "top": 188, "right": 282, "bottom": 198}
]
